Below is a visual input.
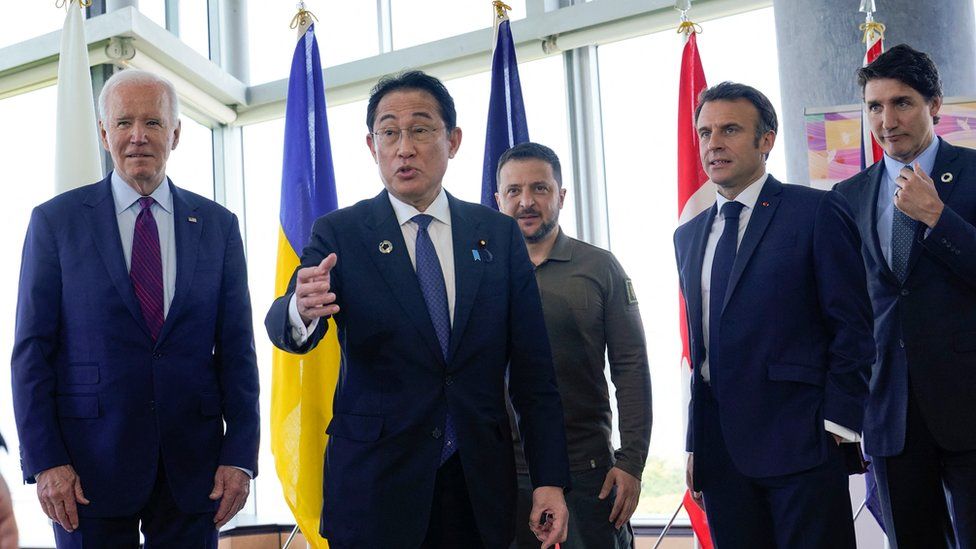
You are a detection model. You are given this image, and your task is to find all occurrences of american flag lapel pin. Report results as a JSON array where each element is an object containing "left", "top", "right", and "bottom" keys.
[{"left": 188, "top": 216, "right": 198, "bottom": 223}]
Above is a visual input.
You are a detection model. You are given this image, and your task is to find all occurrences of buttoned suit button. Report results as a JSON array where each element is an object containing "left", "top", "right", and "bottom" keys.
[
  {"left": 152, "top": 352, "right": 162, "bottom": 360},
  {"left": 899, "top": 339, "right": 905, "bottom": 349},
  {"left": 431, "top": 428, "right": 442, "bottom": 439},
  {"left": 900, "top": 289, "right": 910, "bottom": 297},
  {"left": 445, "top": 375, "right": 454, "bottom": 386}
]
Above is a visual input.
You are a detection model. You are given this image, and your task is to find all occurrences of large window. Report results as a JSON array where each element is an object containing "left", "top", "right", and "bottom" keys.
[
  {"left": 391, "top": 0, "right": 526, "bottom": 50},
  {"left": 0, "top": 86, "right": 61, "bottom": 549},
  {"left": 1, "top": 4, "right": 63, "bottom": 50},
  {"left": 167, "top": 117, "right": 215, "bottom": 199},
  {"left": 599, "top": 6, "right": 787, "bottom": 520},
  {"left": 247, "top": 2, "right": 379, "bottom": 85}
]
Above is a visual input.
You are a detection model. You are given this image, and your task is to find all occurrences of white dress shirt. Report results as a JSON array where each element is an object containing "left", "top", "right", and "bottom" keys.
[
  {"left": 289, "top": 187, "right": 456, "bottom": 344},
  {"left": 698, "top": 173, "right": 858, "bottom": 442},
  {"left": 112, "top": 171, "right": 176, "bottom": 317}
]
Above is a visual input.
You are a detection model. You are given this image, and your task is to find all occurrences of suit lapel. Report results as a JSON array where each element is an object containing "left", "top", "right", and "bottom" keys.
[
  {"left": 82, "top": 177, "right": 153, "bottom": 340},
  {"left": 723, "top": 177, "right": 781, "bottom": 311},
  {"left": 446, "top": 195, "right": 484, "bottom": 365},
  {"left": 156, "top": 181, "right": 201, "bottom": 346},
  {"left": 856, "top": 161, "right": 899, "bottom": 285},
  {"left": 906, "top": 138, "right": 962, "bottom": 277},
  {"left": 362, "top": 192, "right": 446, "bottom": 367},
  {"left": 686, "top": 206, "right": 714, "bottom": 370}
]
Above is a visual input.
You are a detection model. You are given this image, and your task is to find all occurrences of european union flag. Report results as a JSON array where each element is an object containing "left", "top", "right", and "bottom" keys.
[{"left": 481, "top": 17, "right": 529, "bottom": 209}]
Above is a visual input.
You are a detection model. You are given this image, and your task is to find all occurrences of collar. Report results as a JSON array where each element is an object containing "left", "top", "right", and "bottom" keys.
[
  {"left": 111, "top": 171, "right": 173, "bottom": 215},
  {"left": 715, "top": 172, "right": 768, "bottom": 212},
  {"left": 882, "top": 135, "right": 940, "bottom": 180},
  {"left": 388, "top": 187, "right": 452, "bottom": 228},
  {"left": 543, "top": 227, "right": 573, "bottom": 263}
]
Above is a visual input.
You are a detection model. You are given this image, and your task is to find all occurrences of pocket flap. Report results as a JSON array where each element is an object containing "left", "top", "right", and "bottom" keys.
[
  {"left": 326, "top": 413, "right": 383, "bottom": 442},
  {"left": 767, "top": 362, "right": 825, "bottom": 386},
  {"left": 65, "top": 364, "right": 99, "bottom": 385},
  {"left": 56, "top": 395, "right": 99, "bottom": 418},
  {"left": 200, "top": 394, "right": 222, "bottom": 416}
]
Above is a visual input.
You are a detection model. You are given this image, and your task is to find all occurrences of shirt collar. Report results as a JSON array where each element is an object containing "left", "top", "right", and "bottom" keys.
[
  {"left": 111, "top": 171, "right": 174, "bottom": 215},
  {"left": 715, "top": 172, "right": 768, "bottom": 213},
  {"left": 882, "top": 135, "right": 940, "bottom": 181},
  {"left": 388, "top": 186, "right": 451, "bottom": 228},
  {"left": 543, "top": 227, "right": 573, "bottom": 263}
]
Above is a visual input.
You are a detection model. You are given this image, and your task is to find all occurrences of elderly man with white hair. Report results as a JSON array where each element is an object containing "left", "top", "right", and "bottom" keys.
[{"left": 12, "top": 69, "right": 260, "bottom": 548}]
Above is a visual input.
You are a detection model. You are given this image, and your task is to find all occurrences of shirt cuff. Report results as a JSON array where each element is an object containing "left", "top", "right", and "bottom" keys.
[
  {"left": 231, "top": 466, "right": 253, "bottom": 479},
  {"left": 824, "top": 420, "right": 860, "bottom": 443},
  {"left": 288, "top": 294, "right": 318, "bottom": 346}
]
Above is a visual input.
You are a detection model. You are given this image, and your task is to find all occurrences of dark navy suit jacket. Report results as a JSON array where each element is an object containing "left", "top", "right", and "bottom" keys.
[
  {"left": 835, "top": 139, "right": 976, "bottom": 456},
  {"left": 12, "top": 175, "right": 260, "bottom": 517},
  {"left": 674, "top": 176, "right": 874, "bottom": 483},
  {"left": 265, "top": 190, "right": 570, "bottom": 548}
]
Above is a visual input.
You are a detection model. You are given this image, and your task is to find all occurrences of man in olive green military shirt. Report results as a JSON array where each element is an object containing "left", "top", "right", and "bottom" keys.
[{"left": 496, "top": 142, "right": 652, "bottom": 549}]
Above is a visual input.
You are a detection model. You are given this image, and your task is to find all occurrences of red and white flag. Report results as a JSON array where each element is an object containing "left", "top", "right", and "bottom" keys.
[
  {"left": 861, "top": 15, "right": 885, "bottom": 166},
  {"left": 676, "top": 29, "right": 714, "bottom": 549}
]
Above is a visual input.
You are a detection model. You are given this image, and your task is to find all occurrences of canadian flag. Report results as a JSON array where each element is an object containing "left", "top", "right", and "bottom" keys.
[{"left": 676, "top": 30, "right": 714, "bottom": 549}]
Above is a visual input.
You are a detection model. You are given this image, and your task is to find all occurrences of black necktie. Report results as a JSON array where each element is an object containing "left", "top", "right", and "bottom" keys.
[{"left": 709, "top": 201, "right": 745, "bottom": 373}]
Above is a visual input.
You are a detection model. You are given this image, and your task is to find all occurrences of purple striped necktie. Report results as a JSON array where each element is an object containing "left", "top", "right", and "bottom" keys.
[{"left": 131, "top": 197, "right": 164, "bottom": 340}]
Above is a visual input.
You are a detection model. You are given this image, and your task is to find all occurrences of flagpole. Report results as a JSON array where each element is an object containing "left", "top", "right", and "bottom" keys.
[{"left": 652, "top": 499, "right": 685, "bottom": 549}]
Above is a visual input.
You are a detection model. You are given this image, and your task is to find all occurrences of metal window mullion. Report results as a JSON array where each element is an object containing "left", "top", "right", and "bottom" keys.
[
  {"left": 377, "top": 0, "right": 393, "bottom": 53},
  {"left": 563, "top": 44, "right": 610, "bottom": 249},
  {"left": 165, "top": 0, "right": 180, "bottom": 36}
]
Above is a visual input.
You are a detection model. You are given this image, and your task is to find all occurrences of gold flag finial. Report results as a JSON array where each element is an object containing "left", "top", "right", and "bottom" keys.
[
  {"left": 675, "top": 1, "right": 702, "bottom": 35},
  {"left": 56, "top": 0, "right": 93, "bottom": 8},
  {"left": 493, "top": 1, "right": 512, "bottom": 20},
  {"left": 290, "top": 2, "right": 319, "bottom": 30},
  {"left": 860, "top": 20, "right": 885, "bottom": 43}
]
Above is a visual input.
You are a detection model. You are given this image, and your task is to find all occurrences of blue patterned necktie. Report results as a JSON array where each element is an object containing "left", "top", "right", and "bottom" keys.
[
  {"left": 892, "top": 166, "right": 918, "bottom": 283},
  {"left": 708, "top": 201, "right": 744, "bottom": 374},
  {"left": 412, "top": 214, "right": 457, "bottom": 464}
]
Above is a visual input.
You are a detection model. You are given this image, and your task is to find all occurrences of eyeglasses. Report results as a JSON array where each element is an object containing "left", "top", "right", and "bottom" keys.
[{"left": 371, "top": 125, "right": 442, "bottom": 147}]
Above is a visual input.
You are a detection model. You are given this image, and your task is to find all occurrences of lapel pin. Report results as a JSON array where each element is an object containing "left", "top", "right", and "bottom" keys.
[
  {"left": 472, "top": 250, "right": 481, "bottom": 261},
  {"left": 476, "top": 239, "right": 493, "bottom": 263},
  {"left": 378, "top": 240, "right": 393, "bottom": 254},
  {"left": 941, "top": 172, "right": 953, "bottom": 183},
  {"left": 761, "top": 201, "right": 770, "bottom": 207},
  {"left": 188, "top": 216, "right": 198, "bottom": 223}
]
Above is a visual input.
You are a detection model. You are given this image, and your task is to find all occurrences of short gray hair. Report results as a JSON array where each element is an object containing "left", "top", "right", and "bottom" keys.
[{"left": 97, "top": 69, "right": 180, "bottom": 124}]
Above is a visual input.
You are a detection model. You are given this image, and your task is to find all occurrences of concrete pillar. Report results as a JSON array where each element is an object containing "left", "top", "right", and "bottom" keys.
[{"left": 774, "top": 0, "right": 976, "bottom": 185}]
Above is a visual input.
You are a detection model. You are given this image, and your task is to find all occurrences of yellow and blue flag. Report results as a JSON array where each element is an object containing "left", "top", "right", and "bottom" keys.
[{"left": 271, "top": 22, "right": 339, "bottom": 548}]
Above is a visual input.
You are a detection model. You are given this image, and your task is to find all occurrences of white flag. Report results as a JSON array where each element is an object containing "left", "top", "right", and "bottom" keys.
[{"left": 55, "top": 1, "right": 103, "bottom": 193}]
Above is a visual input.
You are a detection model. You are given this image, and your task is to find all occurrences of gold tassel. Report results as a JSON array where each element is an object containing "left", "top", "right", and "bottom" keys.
[
  {"left": 677, "top": 20, "right": 703, "bottom": 35},
  {"left": 56, "top": 0, "right": 92, "bottom": 8},
  {"left": 860, "top": 21, "right": 886, "bottom": 43},
  {"left": 290, "top": 7, "right": 319, "bottom": 30},
  {"left": 493, "top": 1, "right": 512, "bottom": 20}
]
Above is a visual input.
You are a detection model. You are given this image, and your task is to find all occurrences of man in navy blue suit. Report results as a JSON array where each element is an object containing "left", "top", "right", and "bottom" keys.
[
  {"left": 674, "top": 82, "right": 874, "bottom": 548},
  {"left": 265, "top": 71, "right": 570, "bottom": 548},
  {"left": 12, "top": 70, "right": 259, "bottom": 547},
  {"left": 834, "top": 44, "right": 976, "bottom": 548}
]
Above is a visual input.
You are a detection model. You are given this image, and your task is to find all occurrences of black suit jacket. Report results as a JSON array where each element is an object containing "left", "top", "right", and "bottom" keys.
[
  {"left": 835, "top": 138, "right": 976, "bottom": 456},
  {"left": 266, "top": 190, "right": 570, "bottom": 547}
]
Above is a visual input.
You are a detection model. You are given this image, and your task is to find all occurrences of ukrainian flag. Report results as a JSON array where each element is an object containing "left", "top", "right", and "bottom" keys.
[{"left": 271, "top": 21, "right": 339, "bottom": 548}]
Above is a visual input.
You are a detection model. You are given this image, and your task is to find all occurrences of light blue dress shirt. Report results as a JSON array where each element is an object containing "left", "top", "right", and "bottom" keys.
[
  {"left": 876, "top": 136, "right": 940, "bottom": 266},
  {"left": 111, "top": 171, "right": 176, "bottom": 317}
]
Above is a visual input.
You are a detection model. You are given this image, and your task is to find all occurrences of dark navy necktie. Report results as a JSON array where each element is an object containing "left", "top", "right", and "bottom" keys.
[
  {"left": 131, "top": 197, "right": 164, "bottom": 340},
  {"left": 412, "top": 214, "right": 457, "bottom": 464},
  {"left": 892, "top": 166, "right": 917, "bottom": 283},
  {"left": 708, "top": 201, "right": 744, "bottom": 374}
]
